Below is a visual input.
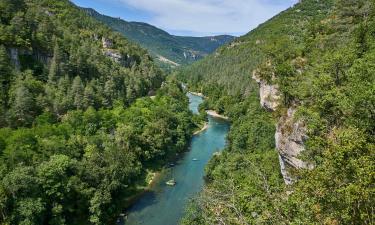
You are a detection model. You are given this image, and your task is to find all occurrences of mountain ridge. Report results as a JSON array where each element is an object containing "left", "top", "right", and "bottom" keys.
[{"left": 81, "top": 7, "right": 236, "bottom": 68}]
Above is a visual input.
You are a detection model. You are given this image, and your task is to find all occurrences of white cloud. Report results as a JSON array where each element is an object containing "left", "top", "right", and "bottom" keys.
[{"left": 117, "top": 0, "right": 298, "bottom": 36}]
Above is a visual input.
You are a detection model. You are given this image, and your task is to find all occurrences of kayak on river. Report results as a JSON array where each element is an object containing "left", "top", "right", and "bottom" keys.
[{"left": 166, "top": 179, "right": 176, "bottom": 186}]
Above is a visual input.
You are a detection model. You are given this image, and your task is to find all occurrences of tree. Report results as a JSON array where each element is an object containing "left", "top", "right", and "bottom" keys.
[
  {"left": 48, "top": 41, "right": 62, "bottom": 84},
  {"left": 15, "top": 198, "right": 45, "bottom": 225},
  {"left": 8, "top": 83, "right": 34, "bottom": 127},
  {"left": 0, "top": 45, "right": 12, "bottom": 126},
  {"left": 71, "top": 76, "right": 84, "bottom": 110},
  {"left": 37, "top": 155, "right": 78, "bottom": 225},
  {"left": 102, "top": 79, "right": 115, "bottom": 108},
  {"left": 0, "top": 0, "right": 26, "bottom": 24},
  {"left": 83, "top": 84, "right": 95, "bottom": 109}
]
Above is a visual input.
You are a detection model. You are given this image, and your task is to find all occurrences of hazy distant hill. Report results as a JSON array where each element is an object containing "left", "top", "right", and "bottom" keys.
[{"left": 81, "top": 7, "right": 235, "bottom": 68}]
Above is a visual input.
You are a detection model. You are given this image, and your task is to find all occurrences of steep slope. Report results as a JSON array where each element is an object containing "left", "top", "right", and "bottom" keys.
[
  {"left": 81, "top": 7, "right": 235, "bottom": 68},
  {"left": 180, "top": 0, "right": 374, "bottom": 224},
  {"left": 0, "top": 0, "right": 164, "bottom": 126},
  {"left": 0, "top": 0, "right": 196, "bottom": 224}
]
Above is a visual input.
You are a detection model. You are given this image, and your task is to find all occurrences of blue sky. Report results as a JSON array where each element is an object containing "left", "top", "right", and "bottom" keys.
[{"left": 71, "top": 0, "right": 298, "bottom": 37}]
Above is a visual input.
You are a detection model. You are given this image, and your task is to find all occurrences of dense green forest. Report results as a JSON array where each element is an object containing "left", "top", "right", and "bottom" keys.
[
  {"left": 0, "top": 0, "right": 197, "bottom": 224},
  {"left": 0, "top": 0, "right": 166, "bottom": 128},
  {"left": 180, "top": 0, "right": 374, "bottom": 224},
  {"left": 81, "top": 7, "right": 235, "bottom": 69}
]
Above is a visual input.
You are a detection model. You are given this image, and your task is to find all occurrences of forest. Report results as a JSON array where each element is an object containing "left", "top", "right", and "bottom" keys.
[
  {"left": 180, "top": 0, "right": 374, "bottom": 224},
  {"left": 0, "top": 0, "right": 197, "bottom": 224},
  {"left": 0, "top": 0, "right": 374, "bottom": 224}
]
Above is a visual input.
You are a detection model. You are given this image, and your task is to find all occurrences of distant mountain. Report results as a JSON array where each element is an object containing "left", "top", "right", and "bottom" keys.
[{"left": 81, "top": 8, "right": 235, "bottom": 68}]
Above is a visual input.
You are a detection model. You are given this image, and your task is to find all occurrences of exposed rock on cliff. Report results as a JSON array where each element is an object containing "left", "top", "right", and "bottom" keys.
[
  {"left": 102, "top": 37, "right": 113, "bottom": 49},
  {"left": 8, "top": 48, "right": 52, "bottom": 71},
  {"left": 9, "top": 48, "right": 20, "bottom": 70},
  {"left": 252, "top": 69, "right": 281, "bottom": 111},
  {"left": 252, "top": 69, "right": 312, "bottom": 184},
  {"left": 103, "top": 49, "right": 122, "bottom": 63},
  {"left": 275, "top": 107, "right": 314, "bottom": 184}
]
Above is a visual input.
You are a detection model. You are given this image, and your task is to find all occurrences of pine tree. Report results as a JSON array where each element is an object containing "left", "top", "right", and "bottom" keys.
[
  {"left": 102, "top": 79, "right": 115, "bottom": 108},
  {"left": 48, "top": 41, "right": 62, "bottom": 84},
  {"left": 71, "top": 76, "right": 84, "bottom": 110},
  {"left": 83, "top": 84, "right": 95, "bottom": 109},
  {"left": 9, "top": 84, "right": 34, "bottom": 127}
]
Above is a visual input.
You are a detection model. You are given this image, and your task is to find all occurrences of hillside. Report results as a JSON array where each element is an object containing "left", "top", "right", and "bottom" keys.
[
  {"left": 81, "top": 7, "right": 235, "bottom": 68},
  {"left": 180, "top": 0, "right": 374, "bottom": 224},
  {"left": 0, "top": 0, "right": 196, "bottom": 224}
]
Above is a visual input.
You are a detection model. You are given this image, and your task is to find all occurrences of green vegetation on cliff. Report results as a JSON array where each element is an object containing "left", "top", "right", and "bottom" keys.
[{"left": 180, "top": 0, "right": 374, "bottom": 224}]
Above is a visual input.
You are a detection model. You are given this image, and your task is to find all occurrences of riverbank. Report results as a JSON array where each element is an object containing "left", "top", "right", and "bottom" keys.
[
  {"left": 193, "top": 122, "right": 209, "bottom": 135},
  {"left": 189, "top": 91, "right": 205, "bottom": 98},
  {"left": 206, "top": 110, "right": 229, "bottom": 120}
]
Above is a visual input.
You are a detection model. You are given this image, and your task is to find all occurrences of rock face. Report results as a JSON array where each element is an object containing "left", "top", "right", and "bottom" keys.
[
  {"left": 102, "top": 37, "right": 113, "bottom": 49},
  {"left": 252, "top": 70, "right": 281, "bottom": 111},
  {"left": 183, "top": 51, "right": 199, "bottom": 60},
  {"left": 275, "top": 108, "right": 313, "bottom": 184},
  {"left": 103, "top": 49, "right": 122, "bottom": 63},
  {"left": 9, "top": 48, "right": 20, "bottom": 70},
  {"left": 101, "top": 37, "right": 125, "bottom": 63},
  {"left": 252, "top": 69, "right": 312, "bottom": 184},
  {"left": 8, "top": 48, "right": 51, "bottom": 70}
]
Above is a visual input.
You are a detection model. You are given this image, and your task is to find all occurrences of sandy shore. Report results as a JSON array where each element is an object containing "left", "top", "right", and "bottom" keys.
[
  {"left": 189, "top": 92, "right": 205, "bottom": 98},
  {"left": 148, "top": 172, "right": 159, "bottom": 185},
  {"left": 206, "top": 110, "right": 229, "bottom": 120},
  {"left": 193, "top": 122, "right": 208, "bottom": 135}
]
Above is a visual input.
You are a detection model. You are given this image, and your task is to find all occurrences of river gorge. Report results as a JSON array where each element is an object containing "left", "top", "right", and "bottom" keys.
[{"left": 121, "top": 93, "right": 230, "bottom": 225}]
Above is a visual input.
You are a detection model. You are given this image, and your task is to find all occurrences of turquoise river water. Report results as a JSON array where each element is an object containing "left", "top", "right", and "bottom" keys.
[{"left": 121, "top": 93, "right": 230, "bottom": 225}]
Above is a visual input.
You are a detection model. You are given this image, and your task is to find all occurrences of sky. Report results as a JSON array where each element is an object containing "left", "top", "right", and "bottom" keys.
[{"left": 71, "top": 0, "right": 298, "bottom": 37}]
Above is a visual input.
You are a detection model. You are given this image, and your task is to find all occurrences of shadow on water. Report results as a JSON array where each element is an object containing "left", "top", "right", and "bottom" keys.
[{"left": 127, "top": 191, "right": 158, "bottom": 213}]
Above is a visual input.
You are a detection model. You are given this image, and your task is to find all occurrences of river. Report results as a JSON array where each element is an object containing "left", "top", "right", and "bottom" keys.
[{"left": 121, "top": 92, "right": 230, "bottom": 225}]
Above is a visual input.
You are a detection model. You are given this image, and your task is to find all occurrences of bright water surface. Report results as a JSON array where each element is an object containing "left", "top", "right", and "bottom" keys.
[{"left": 122, "top": 93, "right": 230, "bottom": 225}]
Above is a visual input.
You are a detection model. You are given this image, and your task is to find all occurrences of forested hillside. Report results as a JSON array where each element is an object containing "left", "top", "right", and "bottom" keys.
[
  {"left": 0, "top": 0, "right": 196, "bottom": 224},
  {"left": 82, "top": 8, "right": 235, "bottom": 68},
  {"left": 180, "top": 0, "right": 374, "bottom": 224},
  {"left": 0, "top": 0, "right": 165, "bottom": 127}
]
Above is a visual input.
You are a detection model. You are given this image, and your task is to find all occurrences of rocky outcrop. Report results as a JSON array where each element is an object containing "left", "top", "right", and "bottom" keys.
[
  {"left": 8, "top": 48, "right": 51, "bottom": 70},
  {"left": 157, "top": 55, "right": 180, "bottom": 67},
  {"left": 183, "top": 51, "right": 199, "bottom": 60},
  {"left": 101, "top": 37, "right": 124, "bottom": 63},
  {"left": 252, "top": 69, "right": 281, "bottom": 111},
  {"left": 252, "top": 68, "right": 312, "bottom": 184},
  {"left": 103, "top": 49, "right": 122, "bottom": 63},
  {"left": 9, "top": 48, "right": 20, "bottom": 70},
  {"left": 275, "top": 107, "right": 313, "bottom": 184},
  {"left": 102, "top": 37, "right": 113, "bottom": 49}
]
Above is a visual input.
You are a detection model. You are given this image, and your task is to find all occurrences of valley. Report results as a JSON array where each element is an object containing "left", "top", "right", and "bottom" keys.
[
  {"left": 0, "top": 0, "right": 373, "bottom": 225},
  {"left": 81, "top": 7, "right": 235, "bottom": 68}
]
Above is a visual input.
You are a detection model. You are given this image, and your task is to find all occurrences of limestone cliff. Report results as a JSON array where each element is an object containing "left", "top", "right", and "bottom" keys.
[
  {"left": 8, "top": 48, "right": 52, "bottom": 71},
  {"left": 9, "top": 48, "right": 20, "bottom": 70},
  {"left": 252, "top": 69, "right": 312, "bottom": 184},
  {"left": 275, "top": 107, "right": 314, "bottom": 184},
  {"left": 252, "top": 69, "right": 281, "bottom": 111}
]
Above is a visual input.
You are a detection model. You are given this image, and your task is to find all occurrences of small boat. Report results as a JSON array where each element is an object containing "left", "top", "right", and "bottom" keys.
[
  {"left": 169, "top": 163, "right": 175, "bottom": 167},
  {"left": 166, "top": 179, "right": 176, "bottom": 186},
  {"left": 192, "top": 158, "right": 198, "bottom": 161}
]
